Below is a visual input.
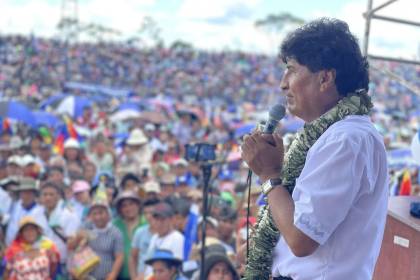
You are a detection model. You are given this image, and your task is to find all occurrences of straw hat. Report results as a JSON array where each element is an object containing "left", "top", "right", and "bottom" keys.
[{"left": 126, "top": 129, "right": 148, "bottom": 145}]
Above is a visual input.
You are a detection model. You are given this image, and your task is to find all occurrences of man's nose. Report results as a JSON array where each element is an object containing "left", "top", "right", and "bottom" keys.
[{"left": 280, "top": 75, "right": 288, "bottom": 91}]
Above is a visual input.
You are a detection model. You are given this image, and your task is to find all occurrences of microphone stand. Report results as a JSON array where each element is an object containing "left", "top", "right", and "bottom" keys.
[{"left": 199, "top": 162, "right": 212, "bottom": 280}]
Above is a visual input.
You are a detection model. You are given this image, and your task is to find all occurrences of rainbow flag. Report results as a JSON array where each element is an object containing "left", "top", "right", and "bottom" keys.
[{"left": 399, "top": 170, "right": 411, "bottom": 196}]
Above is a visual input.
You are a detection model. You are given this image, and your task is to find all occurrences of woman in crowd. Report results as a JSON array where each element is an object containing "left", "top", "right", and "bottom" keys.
[
  {"left": 145, "top": 249, "right": 187, "bottom": 280},
  {"left": 3, "top": 216, "right": 60, "bottom": 280}
]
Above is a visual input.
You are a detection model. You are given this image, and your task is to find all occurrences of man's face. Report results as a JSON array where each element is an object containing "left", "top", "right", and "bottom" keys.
[
  {"left": 20, "top": 190, "right": 36, "bottom": 206},
  {"left": 40, "top": 187, "right": 60, "bottom": 210},
  {"left": 160, "top": 184, "right": 174, "bottom": 198},
  {"left": 218, "top": 219, "right": 235, "bottom": 240},
  {"left": 89, "top": 207, "right": 110, "bottom": 228},
  {"left": 280, "top": 59, "right": 324, "bottom": 122},
  {"left": 119, "top": 199, "right": 140, "bottom": 220},
  {"left": 48, "top": 170, "right": 64, "bottom": 184},
  {"left": 153, "top": 215, "right": 172, "bottom": 236},
  {"left": 83, "top": 164, "right": 96, "bottom": 182},
  {"left": 152, "top": 261, "right": 176, "bottom": 280}
]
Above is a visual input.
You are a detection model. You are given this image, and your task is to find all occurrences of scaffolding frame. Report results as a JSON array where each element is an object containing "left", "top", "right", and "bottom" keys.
[{"left": 363, "top": 0, "right": 420, "bottom": 66}]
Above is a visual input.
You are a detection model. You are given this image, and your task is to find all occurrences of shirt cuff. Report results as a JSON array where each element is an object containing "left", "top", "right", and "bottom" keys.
[{"left": 294, "top": 212, "right": 329, "bottom": 245}]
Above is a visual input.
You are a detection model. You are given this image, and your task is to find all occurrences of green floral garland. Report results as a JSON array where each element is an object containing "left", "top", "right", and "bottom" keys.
[{"left": 243, "top": 90, "right": 373, "bottom": 279}]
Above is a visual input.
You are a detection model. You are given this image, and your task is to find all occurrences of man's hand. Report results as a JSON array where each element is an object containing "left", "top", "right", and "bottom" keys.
[{"left": 241, "top": 131, "right": 284, "bottom": 182}]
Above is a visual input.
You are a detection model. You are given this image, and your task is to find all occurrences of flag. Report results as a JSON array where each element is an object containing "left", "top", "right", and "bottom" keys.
[
  {"left": 2, "top": 118, "right": 12, "bottom": 134},
  {"left": 399, "top": 170, "right": 411, "bottom": 196},
  {"left": 53, "top": 132, "right": 65, "bottom": 155},
  {"left": 63, "top": 115, "right": 78, "bottom": 139}
]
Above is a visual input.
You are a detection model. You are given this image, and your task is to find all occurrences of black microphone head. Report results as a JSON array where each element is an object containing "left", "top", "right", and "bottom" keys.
[{"left": 269, "top": 104, "right": 286, "bottom": 121}]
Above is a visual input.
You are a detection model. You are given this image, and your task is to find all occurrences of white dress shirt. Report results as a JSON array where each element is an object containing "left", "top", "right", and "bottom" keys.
[{"left": 272, "top": 115, "right": 389, "bottom": 280}]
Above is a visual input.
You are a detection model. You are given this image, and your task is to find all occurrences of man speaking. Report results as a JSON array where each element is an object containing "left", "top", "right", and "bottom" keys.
[{"left": 241, "top": 18, "right": 388, "bottom": 280}]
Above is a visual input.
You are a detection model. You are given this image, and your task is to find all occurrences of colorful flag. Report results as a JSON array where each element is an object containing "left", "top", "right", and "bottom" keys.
[{"left": 399, "top": 170, "right": 411, "bottom": 196}]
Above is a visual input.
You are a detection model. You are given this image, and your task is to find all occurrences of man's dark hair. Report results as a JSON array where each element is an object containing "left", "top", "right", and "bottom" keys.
[{"left": 280, "top": 18, "right": 369, "bottom": 96}]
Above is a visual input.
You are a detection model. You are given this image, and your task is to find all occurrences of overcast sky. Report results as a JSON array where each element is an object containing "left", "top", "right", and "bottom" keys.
[{"left": 0, "top": 0, "right": 419, "bottom": 58}]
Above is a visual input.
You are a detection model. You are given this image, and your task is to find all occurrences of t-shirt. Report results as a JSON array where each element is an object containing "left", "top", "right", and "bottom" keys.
[
  {"left": 131, "top": 224, "right": 154, "bottom": 273},
  {"left": 272, "top": 115, "right": 389, "bottom": 280},
  {"left": 144, "top": 230, "right": 185, "bottom": 278}
]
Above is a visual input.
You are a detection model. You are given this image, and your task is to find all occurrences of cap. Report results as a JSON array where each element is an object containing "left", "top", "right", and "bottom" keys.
[
  {"left": 72, "top": 180, "right": 90, "bottom": 193},
  {"left": 152, "top": 202, "right": 174, "bottom": 218},
  {"left": 144, "top": 123, "right": 155, "bottom": 131},
  {"left": 160, "top": 173, "right": 176, "bottom": 185},
  {"left": 7, "top": 155, "right": 23, "bottom": 166},
  {"left": 14, "top": 177, "right": 39, "bottom": 192},
  {"left": 145, "top": 249, "right": 182, "bottom": 266},
  {"left": 18, "top": 216, "right": 42, "bottom": 233},
  {"left": 64, "top": 138, "right": 80, "bottom": 149},
  {"left": 21, "top": 154, "right": 36, "bottom": 166},
  {"left": 173, "top": 158, "right": 188, "bottom": 167},
  {"left": 143, "top": 181, "right": 161, "bottom": 193},
  {"left": 114, "top": 190, "right": 141, "bottom": 209}
]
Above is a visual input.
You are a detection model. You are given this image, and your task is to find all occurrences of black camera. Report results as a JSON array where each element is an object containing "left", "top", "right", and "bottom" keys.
[{"left": 185, "top": 143, "right": 216, "bottom": 162}]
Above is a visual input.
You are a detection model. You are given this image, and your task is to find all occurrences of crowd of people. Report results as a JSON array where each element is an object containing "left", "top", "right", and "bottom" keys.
[{"left": 0, "top": 33, "right": 419, "bottom": 279}]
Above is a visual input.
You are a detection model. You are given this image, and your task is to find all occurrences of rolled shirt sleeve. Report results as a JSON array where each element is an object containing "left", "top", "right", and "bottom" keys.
[{"left": 292, "top": 135, "right": 366, "bottom": 245}]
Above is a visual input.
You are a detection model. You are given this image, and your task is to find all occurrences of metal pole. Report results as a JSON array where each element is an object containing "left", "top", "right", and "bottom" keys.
[
  {"left": 370, "top": 14, "right": 420, "bottom": 27},
  {"left": 367, "top": 0, "right": 398, "bottom": 15},
  {"left": 368, "top": 54, "right": 420, "bottom": 66},
  {"left": 363, "top": 0, "right": 374, "bottom": 56}
]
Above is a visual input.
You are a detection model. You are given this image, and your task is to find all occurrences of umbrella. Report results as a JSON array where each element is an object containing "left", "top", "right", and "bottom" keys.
[
  {"left": 0, "top": 101, "right": 35, "bottom": 127},
  {"left": 110, "top": 109, "right": 141, "bottom": 122},
  {"left": 140, "top": 111, "right": 168, "bottom": 124},
  {"left": 55, "top": 96, "right": 92, "bottom": 118},
  {"left": 32, "top": 111, "right": 62, "bottom": 128},
  {"left": 39, "top": 93, "right": 67, "bottom": 110}
]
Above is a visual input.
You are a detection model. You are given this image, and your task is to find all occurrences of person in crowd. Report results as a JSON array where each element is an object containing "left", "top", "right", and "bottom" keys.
[
  {"left": 120, "top": 173, "right": 142, "bottom": 193},
  {"left": 63, "top": 138, "right": 84, "bottom": 166},
  {"left": 143, "top": 181, "right": 161, "bottom": 201},
  {"left": 113, "top": 191, "right": 144, "bottom": 280},
  {"left": 5, "top": 177, "right": 47, "bottom": 245},
  {"left": 68, "top": 196, "right": 124, "bottom": 280},
  {"left": 158, "top": 173, "right": 177, "bottom": 199},
  {"left": 69, "top": 180, "right": 92, "bottom": 221},
  {"left": 217, "top": 206, "right": 237, "bottom": 252},
  {"left": 89, "top": 135, "right": 115, "bottom": 174},
  {"left": 120, "top": 128, "right": 152, "bottom": 171},
  {"left": 47, "top": 165, "right": 66, "bottom": 185},
  {"left": 83, "top": 160, "right": 98, "bottom": 186},
  {"left": 144, "top": 202, "right": 184, "bottom": 278},
  {"left": 3, "top": 216, "right": 60, "bottom": 280},
  {"left": 39, "top": 181, "right": 80, "bottom": 276},
  {"left": 144, "top": 249, "right": 187, "bottom": 280},
  {"left": 130, "top": 198, "right": 160, "bottom": 280},
  {"left": 198, "top": 244, "right": 239, "bottom": 280}
]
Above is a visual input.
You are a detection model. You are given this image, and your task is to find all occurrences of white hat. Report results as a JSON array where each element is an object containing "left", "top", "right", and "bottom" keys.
[
  {"left": 126, "top": 129, "right": 148, "bottom": 145},
  {"left": 7, "top": 155, "right": 23, "bottom": 167},
  {"left": 21, "top": 154, "right": 36, "bottom": 166},
  {"left": 64, "top": 138, "right": 80, "bottom": 149},
  {"left": 173, "top": 158, "right": 188, "bottom": 167},
  {"left": 143, "top": 181, "right": 161, "bottom": 193},
  {"left": 144, "top": 123, "right": 155, "bottom": 131},
  {"left": 9, "top": 136, "right": 24, "bottom": 149}
]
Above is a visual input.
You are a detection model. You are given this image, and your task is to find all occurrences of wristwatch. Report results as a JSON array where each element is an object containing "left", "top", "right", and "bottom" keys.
[{"left": 261, "top": 178, "right": 283, "bottom": 196}]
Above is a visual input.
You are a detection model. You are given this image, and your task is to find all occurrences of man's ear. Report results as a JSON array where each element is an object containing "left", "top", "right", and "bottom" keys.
[{"left": 319, "top": 69, "right": 336, "bottom": 92}]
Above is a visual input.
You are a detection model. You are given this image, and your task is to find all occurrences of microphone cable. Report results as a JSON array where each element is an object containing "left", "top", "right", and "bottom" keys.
[{"left": 246, "top": 169, "right": 253, "bottom": 261}]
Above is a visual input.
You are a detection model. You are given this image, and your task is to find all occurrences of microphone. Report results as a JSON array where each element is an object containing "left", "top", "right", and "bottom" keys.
[{"left": 263, "top": 104, "right": 286, "bottom": 134}]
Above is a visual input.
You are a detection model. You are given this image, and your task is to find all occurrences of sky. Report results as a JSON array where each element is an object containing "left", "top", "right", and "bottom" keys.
[{"left": 0, "top": 0, "right": 419, "bottom": 59}]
